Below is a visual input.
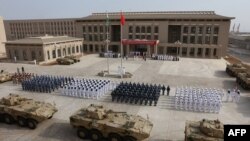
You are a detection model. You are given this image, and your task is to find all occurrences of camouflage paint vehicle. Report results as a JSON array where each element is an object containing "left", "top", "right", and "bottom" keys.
[
  {"left": 0, "top": 70, "right": 13, "bottom": 83},
  {"left": 185, "top": 119, "right": 224, "bottom": 141},
  {"left": 225, "top": 63, "right": 247, "bottom": 77},
  {"left": 56, "top": 58, "right": 74, "bottom": 65},
  {"left": 236, "top": 71, "right": 250, "bottom": 90},
  {"left": 64, "top": 55, "right": 80, "bottom": 63},
  {"left": 0, "top": 94, "right": 57, "bottom": 129},
  {"left": 70, "top": 104, "right": 153, "bottom": 141}
]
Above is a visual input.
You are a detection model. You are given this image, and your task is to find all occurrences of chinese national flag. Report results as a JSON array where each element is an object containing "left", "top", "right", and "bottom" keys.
[{"left": 120, "top": 12, "right": 125, "bottom": 26}]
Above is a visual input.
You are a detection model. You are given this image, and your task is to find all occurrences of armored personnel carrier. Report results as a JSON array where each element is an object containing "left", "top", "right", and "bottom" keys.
[
  {"left": 70, "top": 104, "right": 153, "bottom": 141},
  {"left": 64, "top": 55, "right": 80, "bottom": 63},
  {"left": 185, "top": 119, "right": 224, "bottom": 141},
  {"left": 226, "top": 63, "right": 247, "bottom": 77},
  {"left": 56, "top": 58, "right": 74, "bottom": 65},
  {"left": 0, "top": 94, "right": 57, "bottom": 129},
  {"left": 0, "top": 70, "right": 12, "bottom": 83},
  {"left": 236, "top": 71, "right": 250, "bottom": 90}
]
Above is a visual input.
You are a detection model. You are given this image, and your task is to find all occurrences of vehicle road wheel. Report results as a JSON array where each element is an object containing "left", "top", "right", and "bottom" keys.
[
  {"left": 4, "top": 114, "right": 14, "bottom": 124},
  {"left": 17, "top": 117, "right": 27, "bottom": 127},
  {"left": 27, "top": 119, "right": 37, "bottom": 129},
  {"left": 77, "top": 127, "right": 89, "bottom": 139},
  {"left": 123, "top": 136, "right": 136, "bottom": 141},
  {"left": 90, "top": 129, "right": 103, "bottom": 141},
  {"left": 108, "top": 133, "right": 122, "bottom": 141}
]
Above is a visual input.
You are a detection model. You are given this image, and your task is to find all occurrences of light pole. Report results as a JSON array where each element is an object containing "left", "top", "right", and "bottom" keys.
[{"left": 175, "top": 40, "right": 182, "bottom": 56}]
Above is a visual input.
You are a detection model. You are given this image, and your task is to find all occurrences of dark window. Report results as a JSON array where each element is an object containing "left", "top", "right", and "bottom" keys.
[
  {"left": 111, "top": 25, "right": 120, "bottom": 41},
  {"left": 82, "top": 26, "right": 86, "bottom": 32},
  {"left": 89, "top": 45, "right": 93, "bottom": 52},
  {"left": 147, "top": 26, "right": 151, "bottom": 33},
  {"left": 141, "top": 35, "right": 146, "bottom": 39},
  {"left": 198, "top": 26, "right": 203, "bottom": 34},
  {"left": 129, "top": 35, "right": 133, "bottom": 39},
  {"left": 205, "top": 36, "right": 211, "bottom": 44},
  {"left": 89, "top": 35, "right": 93, "bottom": 41},
  {"left": 136, "top": 35, "right": 140, "bottom": 39},
  {"left": 190, "top": 36, "right": 195, "bottom": 44},
  {"left": 94, "top": 26, "right": 97, "bottom": 32},
  {"left": 129, "top": 26, "right": 133, "bottom": 33},
  {"left": 154, "top": 26, "right": 158, "bottom": 33},
  {"left": 57, "top": 49, "right": 61, "bottom": 57},
  {"left": 206, "top": 26, "right": 212, "bottom": 34},
  {"left": 191, "top": 26, "right": 196, "bottom": 34},
  {"left": 14, "top": 50, "right": 19, "bottom": 59},
  {"left": 94, "top": 34, "right": 98, "bottom": 41},
  {"left": 198, "top": 36, "right": 203, "bottom": 44},
  {"left": 76, "top": 46, "right": 79, "bottom": 53},
  {"left": 47, "top": 51, "right": 50, "bottom": 60},
  {"left": 213, "top": 36, "right": 218, "bottom": 44},
  {"left": 88, "top": 26, "right": 92, "bottom": 32},
  {"left": 100, "top": 35, "right": 103, "bottom": 41},
  {"left": 183, "top": 36, "right": 188, "bottom": 43},
  {"left": 136, "top": 26, "right": 140, "bottom": 33},
  {"left": 141, "top": 26, "right": 145, "bottom": 33},
  {"left": 168, "top": 25, "right": 181, "bottom": 43},
  {"left": 95, "top": 45, "right": 99, "bottom": 52},
  {"left": 214, "top": 27, "right": 219, "bottom": 34},
  {"left": 23, "top": 50, "right": 27, "bottom": 60},
  {"left": 100, "top": 26, "right": 103, "bottom": 32},
  {"left": 52, "top": 50, "right": 56, "bottom": 58},
  {"left": 72, "top": 47, "right": 75, "bottom": 54},
  {"left": 147, "top": 35, "right": 151, "bottom": 40},
  {"left": 84, "top": 45, "right": 87, "bottom": 51},
  {"left": 183, "top": 26, "right": 189, "bottom": 34},
  {"left": 68, "top": 47, "right": 71, "bottom": 54}
]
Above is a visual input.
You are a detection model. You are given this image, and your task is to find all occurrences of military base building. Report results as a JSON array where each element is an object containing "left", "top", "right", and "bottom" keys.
[
  {"left": 5, "top": 35, "right": 83, "bottom": 63},
  {"left": 3, "top": 11, "right": 234, "bottom": 59}
]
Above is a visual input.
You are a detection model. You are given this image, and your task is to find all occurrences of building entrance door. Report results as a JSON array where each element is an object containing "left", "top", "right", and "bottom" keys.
[{"left": 134, "top": 45, "right": 147, "bottom": 55}]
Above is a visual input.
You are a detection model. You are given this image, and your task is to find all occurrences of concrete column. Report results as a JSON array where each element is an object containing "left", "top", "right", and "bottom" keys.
[
  {"left": 210, "top": 48, "right": 214, "bottom": 58},
  {"left": 147, "top": 45, "right": 151, "bottom": 55},
  {"left": 202, "top": 48, "right": 206, "bottom": 58},
  {"left": 187, "top": 47, "right": 190, "bottom": 57},
  {"left": 163, "top": 46, "right": 167, "bottom": 54},
  {"left": 87, "top": 45, "right": 90, "bottom": 52},
  {"left": 126, "top": 45, "right": 130, "bottom": 55},
  {"left": 179, "top": 47, "right": 182, "bottom": 56},
  {"left": 154, "top": 45, "right": 158, "bottom": 54},
  {"left": 194, "top": 48, "right": 198, "bottom": 57}
]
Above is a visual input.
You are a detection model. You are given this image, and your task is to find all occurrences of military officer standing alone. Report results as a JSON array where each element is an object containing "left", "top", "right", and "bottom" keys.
[
  {"left": 167, "top": 85, "right": 170, "bottom": 96},
  {"left": 161, "top": 85, "right": 166, "bottom": 95}
]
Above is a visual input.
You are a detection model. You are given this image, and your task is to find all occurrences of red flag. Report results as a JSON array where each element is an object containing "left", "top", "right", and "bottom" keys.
[{"left": 120, "top": 12, "right": 125, "bottom": 26}]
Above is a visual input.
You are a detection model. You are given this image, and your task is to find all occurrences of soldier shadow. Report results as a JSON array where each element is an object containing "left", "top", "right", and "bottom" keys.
[
  {"left": 0, "top": 122, "right": 31, "bottom": 131},
  {"left": 157, "top": 96, "right": 175, "bottom": 110}
]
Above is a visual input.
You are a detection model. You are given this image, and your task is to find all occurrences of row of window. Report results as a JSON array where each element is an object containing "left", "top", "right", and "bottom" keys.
[
  {"left": 9, "top": 49, "right": 42, "bottom": 61},
  {"left": 182, "top": 35, "right": 218, "bottom": 44},
  {"left": 129, "top": 26, "right": 158, "bottom": 33},
  {"left": 47, "top": 45, "right": 82, "bottom": 60},
  {"left": 183, "top": 26, "right": 219, "bottom": 34},
  {"left": 82, "top": 26, "right": 106, "bottom": 33},
  {"left": 129, "top": 34, "right": 158, "bottom": 40}
]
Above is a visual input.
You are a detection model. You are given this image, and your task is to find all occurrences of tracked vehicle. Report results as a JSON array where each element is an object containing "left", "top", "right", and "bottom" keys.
[{"left": 0, "top": 70, "right": 12, "bottom": 83}]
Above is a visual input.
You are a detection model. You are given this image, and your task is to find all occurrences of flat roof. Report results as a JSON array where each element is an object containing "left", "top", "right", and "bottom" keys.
[
  {"left": 5, "top": 35, "right": 83, "bottom": 45},
  {"left": 77, "top": 11, "right": 234, "bottom": 21}
]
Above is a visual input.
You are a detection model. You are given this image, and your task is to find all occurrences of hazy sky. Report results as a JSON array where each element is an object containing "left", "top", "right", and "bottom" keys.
[{"left": 0, "top": 0, "right": 249, "bottom": 31}]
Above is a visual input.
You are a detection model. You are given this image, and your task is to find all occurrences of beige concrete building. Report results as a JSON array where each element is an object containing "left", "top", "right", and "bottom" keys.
[
  {"left": 3, "top": 11, "right": 234, "bottom": 58},
  {"left": 5, "top": 35, "right": 83, "bottom": 63},
  {"left": 76, "top": 11, "right": 234, "bottom": 58},
  {"left": 0, "top": 16, "right": 7, "bottom": 54},
  {"left": 4, "top": 18, "right": 77, "bottom": 41}
]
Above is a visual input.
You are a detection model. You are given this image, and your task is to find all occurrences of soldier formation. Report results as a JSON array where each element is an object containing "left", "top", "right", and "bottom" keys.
[
  {"left": 175, "top": 86, "right": 223, "bottom": 113},
  {"left": 12, "top": 72, "right": 34, "bottom": 84},
  {"left": 60, "top": 78, "right": 112, "bottom": 99},
  {"left": 22, "top": 75, "right": 73, "bottom": 93},
  {"left": 111, "top": 82, "right": 161, "bottom": 106},
  {"left": 152, "top": 54, "right": 180, "bottom": 61}
]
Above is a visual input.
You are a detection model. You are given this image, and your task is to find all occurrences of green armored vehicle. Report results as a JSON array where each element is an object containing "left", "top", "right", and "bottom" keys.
[
  {"left": 64, "top": 55, "right": 80, "bottom": 63},
  {"left": 236, "top": 71, "right": 250, "bottom": 90},
  {"left": 56, "top": 58, "right": 74, "bottom": 65},
  {"left": 185, "top": 119, "right": 224, "bottom": 141},
  {"left": 70, "top": 104, "right": 153, "bottom": 141},
  {"left": 0, "top": 70, "right": 12, "bottom": 83},
  {"left": 0, "top": 94, "right": 57, "bottom": 129}
]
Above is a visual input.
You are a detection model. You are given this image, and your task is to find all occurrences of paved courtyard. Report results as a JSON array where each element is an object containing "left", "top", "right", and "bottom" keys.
[{"left": 0, "top": 54, "right": 250, "bottom": 141}]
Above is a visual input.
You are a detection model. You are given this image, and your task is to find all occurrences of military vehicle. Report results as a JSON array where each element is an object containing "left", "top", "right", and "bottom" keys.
[
  {"left": 56, "top": 58, "right": 74, "bottom": 65},
  {"left": 236, "top": 71, "right": 250, "bottom": 90},
  {"left": 0, "top": 94, "right": 57, "bottom": 129},
  {"left": 0, "top": 70, "right": 13, "bottom": 83},
  {"left": 185, "top": 119, "right": 224, "bottom": 141},
  {"left": 64, "top": 55, "right": 80, "bottom": 63},
  {"left": 70, "top": 104, "right": 153, "bottom": 141},
  {"left": 226, "top": 63, "right": 247, "bottom": 77}
]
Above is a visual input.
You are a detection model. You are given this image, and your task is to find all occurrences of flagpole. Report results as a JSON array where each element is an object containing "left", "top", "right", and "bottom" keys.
[
  {"left": 120, "top": 11, "right": 123, "bottom": 78},
  {"left": 106, "top": 11, "right": 110, "bottom": 74}
]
